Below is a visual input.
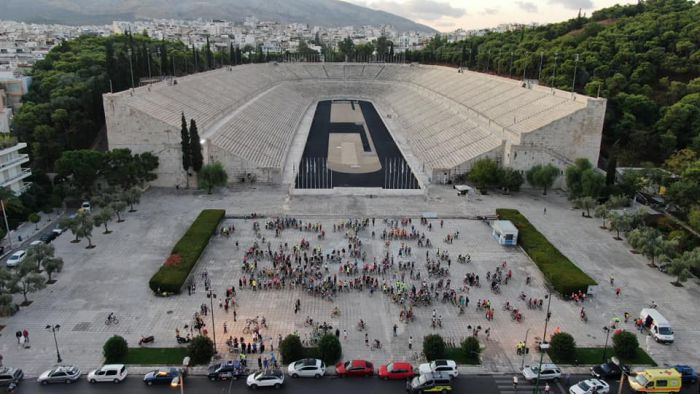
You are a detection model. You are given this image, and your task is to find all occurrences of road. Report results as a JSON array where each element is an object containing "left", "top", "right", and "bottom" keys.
[{"left": 10, "top": 375, "right": 699, "bottom": 394}]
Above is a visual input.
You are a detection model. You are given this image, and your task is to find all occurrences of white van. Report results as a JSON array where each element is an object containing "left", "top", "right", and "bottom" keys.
[
  {"left": 640, "top": 308, "right": 674, "bottom": 343},
  {"left": 87, "top": 364, "right": 127, "bottom": 383}
]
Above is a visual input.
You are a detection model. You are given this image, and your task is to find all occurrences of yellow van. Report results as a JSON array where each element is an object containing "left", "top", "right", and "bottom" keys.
[{"left": 627, "top": 368, "right": 682, "bottom": 393}]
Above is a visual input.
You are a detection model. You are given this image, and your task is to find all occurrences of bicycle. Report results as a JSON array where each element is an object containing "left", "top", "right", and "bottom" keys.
[{"left": 105, "top": 314, "right": 119, "bottom": 325}]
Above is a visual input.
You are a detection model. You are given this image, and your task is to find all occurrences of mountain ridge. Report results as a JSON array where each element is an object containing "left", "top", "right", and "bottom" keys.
[{"left": 0, "top": 0, "right": 437, "bottom": 32}]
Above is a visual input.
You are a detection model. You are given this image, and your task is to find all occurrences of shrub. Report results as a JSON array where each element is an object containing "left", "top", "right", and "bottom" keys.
[
  {"left": 317, "top": 334, "right": 342, "bottom": 365},
  {"left": 279, "top": 334, "right": 305, "bottom": 364},
  {"left": 496, "top": 209, "right": 597, "bottom": 295},
  {"left": 423, "top": 334, "right": 446, "bottom": 361},
  {"left": 460, "top": 336, "right": 481, "bottom": 363},
  {"left": 187, "top": 335, "right": 215, "bottom": 365},
  {"left": 613, "top": 330, "right": 639, "bottom": 359},
  {"left": 549, "top": 332, "right": 576, "bottom": 363},
  {"left": 149, "top": 209, "right": 225, "bottom": 293},
  {"left": 103, "top": 335, "right": 128, "bottom": 363}
]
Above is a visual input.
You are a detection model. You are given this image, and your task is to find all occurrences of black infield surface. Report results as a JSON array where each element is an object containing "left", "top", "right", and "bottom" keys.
[{"left": 295, "top": 100, "right": 418, "bottom": 189}]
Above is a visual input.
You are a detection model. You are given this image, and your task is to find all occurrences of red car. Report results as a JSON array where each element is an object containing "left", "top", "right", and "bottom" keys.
[
  {"left": 335, "top": 360, "right": 374, "bottom": 377},
  {"left": 378, "top": 361, "right": 415, "bottom": 380}
]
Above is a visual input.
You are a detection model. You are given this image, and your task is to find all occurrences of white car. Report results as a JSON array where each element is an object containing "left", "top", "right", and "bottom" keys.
[
  {"left": 81, "top": 201, "right": 91, "bottom": 213},
  {"left": 287, "top": 358, "right": 326, "bottom": 378},
  {"left": 418, "top": 359, "right": 458, "bottom": 378},
  {"left": 87, "top": 364, "right": 127, "bottom": 383},
  {"left": 569, "top": 378, "right": 610, "bottom": 394},
  {"left": 522, "top": 363, "right": 561, "bottom": 382},
  {"left": 6, "top": 250, "right": 26, "bottom": 267},
  {"left": 246, "top": 369, "right": 284, "bottom": 389}
]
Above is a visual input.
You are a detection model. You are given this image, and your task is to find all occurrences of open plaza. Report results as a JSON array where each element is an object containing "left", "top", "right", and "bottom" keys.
[{"left": 1, "top": 184, "right": 698, "bottom": 378}]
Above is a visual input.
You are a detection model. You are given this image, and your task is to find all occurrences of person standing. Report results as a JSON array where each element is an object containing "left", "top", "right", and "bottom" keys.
[
  {"left": 343, "top": 330, "right": 348, "bottom": 341},
  {"left": 393, "top": 324, "right": 397, "bottom": 336},
  {"left": 22, "top": 329, "right": 29, "bottom": 344},
  {"left": 408, "top": 336, "right": 413, "bottom": 350},
  {"left": 512, "top": 376, "right": 518, "bottom": 392},
  {"left": 544, "top": 382, "right": 551, "bottom": 393}
]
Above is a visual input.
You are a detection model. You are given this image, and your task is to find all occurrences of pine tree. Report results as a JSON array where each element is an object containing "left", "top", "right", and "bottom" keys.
[
  {"left": 229, "top": 42, "right": 235, "bottom": 65},
  {"left": 180, "top": 112, "right": 191, "bottom": 187},
  {"left": 206, "top": 35, "right": 213, "bottom": 69},
  {"left": 189, "top": 119, "right": 204, "bottom": 172},
  {"left": 160, "top": 40, "right": 168, "bottom": 76}
]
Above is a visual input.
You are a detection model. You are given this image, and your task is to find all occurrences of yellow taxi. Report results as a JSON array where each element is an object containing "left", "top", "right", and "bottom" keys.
[{"left": 627, "top": 368, "right": 682, "bottom": 393}]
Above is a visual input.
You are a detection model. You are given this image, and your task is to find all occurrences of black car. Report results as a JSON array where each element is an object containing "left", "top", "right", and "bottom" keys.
[
  {"left": 207, "top": 361, "right": 249, "bottom": 381},
  {"left": 143, "top": 368, "right": 179, "bottom": 385},
  {"left": 590, "top": 360, "right": 629, "bottom": 380},
  {"left": 39, "top": 232, "right": 57, "bottom": 244}
]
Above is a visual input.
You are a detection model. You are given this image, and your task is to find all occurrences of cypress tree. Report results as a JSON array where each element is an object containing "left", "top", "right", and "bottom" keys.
[
  {"left": 181, "top": 113, "right": 191, "bottom": 187},
  {"left": 160, "top": 40, "right": 168, "bottom": 76},
  {"left": 206, "top": 35, "right": 213, "bottom": 69},
  {"left": 229, "top": 42, "right": 234, "bottom": 65},
  {"left": 189, "top": 119, "right": 204, "bottom": 172}
]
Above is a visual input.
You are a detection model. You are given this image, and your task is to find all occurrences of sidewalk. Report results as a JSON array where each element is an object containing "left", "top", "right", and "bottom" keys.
[{"left": 0, "top": 209, "right": 64, "bottom": 259}]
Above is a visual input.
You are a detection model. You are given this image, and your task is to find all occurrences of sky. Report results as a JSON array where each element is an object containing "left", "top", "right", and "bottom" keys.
[{"left": 345, "top": 0, "right": 640, "bottom": 31}]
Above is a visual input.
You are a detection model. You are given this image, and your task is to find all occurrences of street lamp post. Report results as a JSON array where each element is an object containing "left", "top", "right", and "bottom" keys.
[
  {"left": 602, "top": 326, "right": 612, "bottom": 363},
  {"left": 533, "top": 291, "right": 553, "bottom": 394},
  {"left": 127, "top": 49, "right": 135, "bottom": 91},
  {"left": 207, "top": 289, "right": 217, "bottom": 353},
  {"left": 45, "top": 324, "right": 62, "bottom": 363}
]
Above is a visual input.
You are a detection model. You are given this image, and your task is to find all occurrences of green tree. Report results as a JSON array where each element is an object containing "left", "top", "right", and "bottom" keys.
[
  {"left": 594, "top": 204, "right": 610, "bottom": 228},
  {"left": 500, "top": 168, "right": 523, "bottom": 194},
  {"left": 279, "top": 334, "right": 304, "bottom": 365},
  {"left": 608, "top": 211, "right": 633, "bottom": 240},
  {"left": 317, "top": 334, "right": 342, "bottom": 365},
  {"left": 689, "top": 208, "right": 700, "bottom": 233},
  {"left": 337, "top": 37, "right": 355, "bottom": 61},
  {"left": 460, "top": 336, "right": 481, "bottom": 364},
  {"left": 10, "top": 266, "right": 47, "bottom": 304},
  {"left": 189, "top": 119, "right": 203, "bottom": 173},
  {"left": 527, "top": 164, "right": 560, "bottom": 195},
  {"left": 42, "top": 256, "right": 64, "bottom": 282},
  {"left": 612, "top": 331, "right": 638, "bottom": 359},
  {"left": 58, "top": 216, "right": 81, "bottom": 243},
  {"left": 103, "top": 335, "right": 129, "bottom": 363},
  {"left": 627, "top": 227, "right": 677, "bottom": 266},
  {"left": 422, "top": 334, "right": 447, "bottom": 361},
  {"left": 468, "top": 158, "right": 501, "bottom": 193},
  {"left": 549, "top": 332, "right": 577, "bottom": 363},
  {"left": 54, "top": 150, "right": 106, "bottom": 196},
  {"left": 76, "top": 211, "right": 95, "bottom": 248},
  {"left": 180, "top": 112, "right": 191, "bottom": 188},
  {"left": 25, "top": 242, "right": 55, "bottom": 272},
  {"left": 580, "top": 169, "right": 606, "bottom": 199},
  {"left": 566, "top": 159, "right": 594, "bottom": 199},
  {"left": 111, "top": 200, "right": 127, "bottom": 222},
  {"left": 187, "top": 335, "right": 215, "bottom": 365},
  {"left": 123, "top": 187, "right": 142, "bottom": 212},
  {"left": 573, "top": 196, "right": 597, "bottom": 217},
  {"left": 198, "top": 162, "right": 228, "bottom": 194},
  {"left": 94, "top": 207, "right": 115, "bottom": 234},
  {"left": 28, "top": 213, "right": 40, "bottom": 230},
  {"left": 668, "top": 248, "right": 700, "bottom": 286}
]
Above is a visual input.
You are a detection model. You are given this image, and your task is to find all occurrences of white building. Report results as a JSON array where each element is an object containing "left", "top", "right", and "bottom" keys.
[
  {"left": 0, "top": 89, "right": 12, "bottom": 134},
  {"left": 0, "top": 139, "right": 31, "bottom": 195}
]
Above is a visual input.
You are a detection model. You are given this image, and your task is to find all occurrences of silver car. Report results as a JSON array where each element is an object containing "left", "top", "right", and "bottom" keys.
[{"left": 37, "top": 366, "right": 81, "bottom": 384}]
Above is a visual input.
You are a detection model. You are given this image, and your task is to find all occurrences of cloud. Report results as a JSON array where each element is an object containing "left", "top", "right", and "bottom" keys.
[
  {"left": 548, "top": 0, "right": 594, "bottom": 10},
  {"left": 515, "top": 1, "right": 538, "bottom": 12},
  {"left": 357, "top": 0, "right": 467, "bottom": 21},
  {"left": 481, "top": 7, "right": 499, "bottom": 15}
]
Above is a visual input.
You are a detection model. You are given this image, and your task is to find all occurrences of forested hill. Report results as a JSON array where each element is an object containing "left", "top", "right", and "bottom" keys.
[{"left": 406, "top": 0, "right": 700, "bottom": 167}]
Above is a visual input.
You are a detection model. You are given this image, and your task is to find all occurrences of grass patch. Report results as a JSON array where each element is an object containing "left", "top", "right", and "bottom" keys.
[
  {"left": 496, "top": 209, "right": 597, "bottom": 295},
  {"left": 149, "top": 209, "right": 225, "bottom": 294},
  {"left": 548, "top": 347, "right": 656, "bottom": 366},
  {"left": 445, "top": 347, "right": 480, "bottom": 365},
  {"left": 125, "top": 347, "right": 189, "bottom": 365}
]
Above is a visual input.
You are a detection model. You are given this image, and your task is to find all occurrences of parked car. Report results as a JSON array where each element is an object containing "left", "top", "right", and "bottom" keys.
[
  {"left": 0, "top": 367, "right": 23, "bottom": 386},
  {"left": 246, "top": 369, "right": 284, "bottom": 389},
  {"left": 378, "top": 361, "right": 414, "bottom": 380},
  {"left": 37, "top": 366, "right": 81, "bottom": 385},
  {"left": 287, "top": 358, "right": 325, "bottom": 378},
  {"left": 143, "top": 368, "right": 179, "bottom": 385},
  {"left": 39, "top": 231, "right": 57, "bottom": 244},
  {"left": 207, "top": 360, "right": 248, "bottom": 381},
  {"left": 569, "top": 378, "right": 610, "bottom": 394},
  {"left": 335, "top": 360, "right": 374, "bottom": 377},
  {"left": 29, "top": 240, "right": 43, "bottom": 247},
  {"left": 522, "top": 363, "right": 561, "bottom": 382},
  {"left": 673, "top": 365, "right": 698, "bottom": 384},
  {"left": 407, "top": 372, "right": 452, "bottom": 393},
  {"left": 6, "top": 250, "right": 26, "bottom": 267},
  {"left": 418, "top": 360, "right": 458, "bottom": 378},
  {"left": 591, "top": 359, "right": 629, "bottom": 380},
  {"left": 81, "top": 201, "right": 91, "bottom": 213},
  {"left": 87, "top": 364, "right": 127, "bottom": 383}
]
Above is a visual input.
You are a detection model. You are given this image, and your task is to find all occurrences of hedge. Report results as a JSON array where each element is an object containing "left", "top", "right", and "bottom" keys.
[
  {"left": 149, "top": 209, "right": 225, "bottom": 294},
  {"left": 496, "top": 209, "right": 596, "bottom": 295}
]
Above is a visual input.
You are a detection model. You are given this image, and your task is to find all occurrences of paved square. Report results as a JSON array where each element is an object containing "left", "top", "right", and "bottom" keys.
[{"left": 1, "top": 185, "right": 698, "bottom": 377}]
